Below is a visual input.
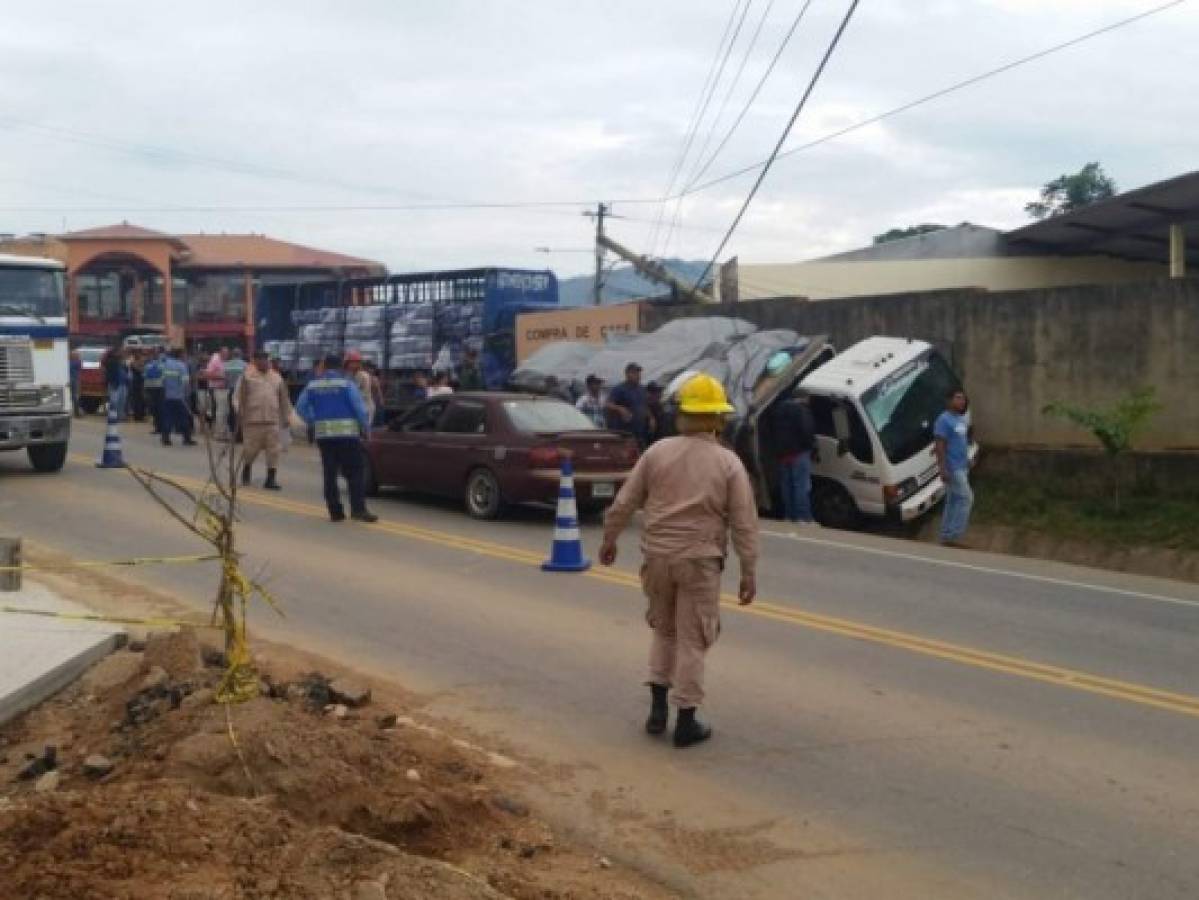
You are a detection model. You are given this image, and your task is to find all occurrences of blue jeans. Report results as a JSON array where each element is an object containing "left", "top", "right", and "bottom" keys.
[
  {"left": 107, "top": 385, "right": 127, "bottom": 421},
  {"left": 779, "top": 453, "right": 814, "bottom": 523},
  {"left": 940, "top": 468, "right": 974, "bottom": 542}
]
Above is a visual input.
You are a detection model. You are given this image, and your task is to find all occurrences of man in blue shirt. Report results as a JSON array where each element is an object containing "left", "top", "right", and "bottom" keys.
[
  {"left": 160, "top": 349, "right": 196, "bottom": 446},
  {"left": 296, "top": 353, "right": 378, "bottom": 523},
  {"left": 143, "top": 350, "right": 165, "bottom": 435},
  {"left": 605, "top": 363, "right": 650, "bottom": 447},
  {"left": 934, "top": 388, "right": 973, "bottom": 547}
]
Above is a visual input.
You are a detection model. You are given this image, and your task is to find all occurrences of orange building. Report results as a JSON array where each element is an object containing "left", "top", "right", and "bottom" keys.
[{"left": 0, "top": 222, "right": 384, "bottom": 350}]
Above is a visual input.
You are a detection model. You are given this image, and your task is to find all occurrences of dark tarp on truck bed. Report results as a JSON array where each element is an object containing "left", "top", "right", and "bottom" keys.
[{"left": 511, "top": 316, "right": 813, "bottom": 420}]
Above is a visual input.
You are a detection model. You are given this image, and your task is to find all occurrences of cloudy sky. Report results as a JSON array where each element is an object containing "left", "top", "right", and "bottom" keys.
[{"left": 0, "top": 0, "right": 1194, "bottom": 277}]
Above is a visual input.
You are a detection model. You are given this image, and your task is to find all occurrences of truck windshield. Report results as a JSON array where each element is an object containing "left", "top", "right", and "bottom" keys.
[
  {"left": 861, "top": 350, "right": 962, "bottom": 465},
  {"left": 0, "top": 267, "right": 66, "bottom": 318}
]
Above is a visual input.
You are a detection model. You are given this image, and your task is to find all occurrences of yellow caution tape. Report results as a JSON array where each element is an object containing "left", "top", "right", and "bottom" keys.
[
  {"left": 215, "top": 557, "right": 284, "bottom": 704},
  {"left": 0, "top": 553, "right": 223, "bottom": 573},
  {"left": 0, "top": 605, "right": 217, "bottom": 629}
]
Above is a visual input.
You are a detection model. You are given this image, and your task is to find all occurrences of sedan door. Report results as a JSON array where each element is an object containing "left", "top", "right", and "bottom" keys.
[
  {"left": 423, "top": 398, "right": 491, "bottom": 495},
  {"left": 372, "top": 398, "right": 450, "bottom": 489}
]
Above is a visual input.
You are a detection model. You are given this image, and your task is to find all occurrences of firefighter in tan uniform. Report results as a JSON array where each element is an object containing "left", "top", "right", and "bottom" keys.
[
  {"left": 600, "top": 374, "right": 759, "bottom": 748},
  {"left": 236, "top": 349, "right": 293, "bottom": 490}
]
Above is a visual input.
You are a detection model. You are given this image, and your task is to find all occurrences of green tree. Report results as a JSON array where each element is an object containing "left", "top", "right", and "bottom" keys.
[
  {"left": 1025, "top": 162, "right": 1117, "bottom": 220},
  {"left": 1042, "top": 386, "right": 1161, "bottom": 511},
  {"left": 872, "top": 223, "right": 946, "bottom": 245}
]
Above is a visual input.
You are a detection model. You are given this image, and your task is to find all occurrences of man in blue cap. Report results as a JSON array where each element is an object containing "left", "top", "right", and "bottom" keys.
[{"left": 295, "top": 353, "right": 378, "bottom": 523}]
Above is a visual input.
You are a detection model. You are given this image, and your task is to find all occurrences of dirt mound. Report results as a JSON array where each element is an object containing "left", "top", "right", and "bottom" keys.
[{"left": 0, "top": 631, "right": 669, "bottom": 900}]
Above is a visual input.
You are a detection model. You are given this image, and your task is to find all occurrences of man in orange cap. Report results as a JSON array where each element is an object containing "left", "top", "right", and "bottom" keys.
[{"left": 600, "top": 373, "right": 759, "bottom": 748}]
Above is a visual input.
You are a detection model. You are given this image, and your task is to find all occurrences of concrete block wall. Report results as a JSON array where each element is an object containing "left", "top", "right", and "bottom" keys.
[{"left": 640, "top": 277, "right": 1199, "bottom": 451}]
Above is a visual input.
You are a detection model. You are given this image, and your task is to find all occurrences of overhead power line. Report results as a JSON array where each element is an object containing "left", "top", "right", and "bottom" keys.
[
  {"left": 683, "top": 0, "right": 816, "bottom": 193},
  {"left": 683, "top": 0, "right": 1190, "bottom": 199},
  {"left": 0, "top": 115, "right": 434, "bottom": 203},
  {"left": 647, "top": 0, "right": 750, "bottom": 253},
  {"left": 0, "top": 0, "right": 1185, "bottom": 221},
  {"left": 661, "top": 0, "right": 779, "bottom": 255},
  {"left": 692, "top": 0, "right": 861, "bottom": 293}
]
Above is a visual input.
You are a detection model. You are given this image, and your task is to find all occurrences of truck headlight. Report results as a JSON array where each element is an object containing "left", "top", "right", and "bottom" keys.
[
  {"left": 37, "top": 386, "right": 65, "bottom": 411},
  {"left": 883, "top": 478, "right": 919, "bottom": 506}
]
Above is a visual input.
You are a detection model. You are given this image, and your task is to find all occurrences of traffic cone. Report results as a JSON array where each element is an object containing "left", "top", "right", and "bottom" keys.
[
  {"left": 96, "top": 402, "right": 126, "bottom": 468},
  {"left": 542, "top": 456, "right": 591, "bottom": 572}
]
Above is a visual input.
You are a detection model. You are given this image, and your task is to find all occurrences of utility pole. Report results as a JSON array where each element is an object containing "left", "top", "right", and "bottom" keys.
[{"left": 591, "top": 202, "right": 609, "bottom": 306}]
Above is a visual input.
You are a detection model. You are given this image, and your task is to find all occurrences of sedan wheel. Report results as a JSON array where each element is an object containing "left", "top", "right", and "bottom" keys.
[{"left": 465, "top": 468, "right": 504, "bottom": 520}]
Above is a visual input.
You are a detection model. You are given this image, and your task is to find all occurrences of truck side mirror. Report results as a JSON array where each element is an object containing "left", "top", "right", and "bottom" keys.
[{"left": 832, "top": 405, "right": 851, "bottom": 456}]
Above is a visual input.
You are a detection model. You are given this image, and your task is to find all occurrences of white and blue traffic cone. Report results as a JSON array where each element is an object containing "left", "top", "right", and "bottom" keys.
[
  {"left": 96, "top": 402, "right": 126, "bottom": 468},
  {"left": 542, "top": 456, "right": 591, "bottom": 573}
]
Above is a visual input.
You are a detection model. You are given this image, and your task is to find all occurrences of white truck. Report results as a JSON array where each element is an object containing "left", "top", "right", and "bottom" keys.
[
  {"left": 0, "top": 253, "right": 71, "bottom": 472},
  {"left": 743, "top": 335, "right": 976, "bottom": 529}
]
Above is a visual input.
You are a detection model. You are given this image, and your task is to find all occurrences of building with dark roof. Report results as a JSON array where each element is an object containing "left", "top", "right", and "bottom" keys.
[
  {"left": 721, "top": 171, "right": 1197, "bottom": 303},
  {"left": 0, "top": 223, "right": 385, "bottom": 350}
]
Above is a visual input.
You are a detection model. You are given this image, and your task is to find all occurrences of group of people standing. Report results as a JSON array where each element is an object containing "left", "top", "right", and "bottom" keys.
[{"left": 574, "top": 363, "right": 669, "bottom": 449}]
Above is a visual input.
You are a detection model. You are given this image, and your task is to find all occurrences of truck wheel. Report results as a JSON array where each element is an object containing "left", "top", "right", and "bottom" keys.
[
  {"left": 465, "top": 468, "right": 505, "bottom": 520},
  {"left": 812, "top": 480, "right": 861, "bottom": 531},
  {"left": 28, "top": 442, "right": 68, "bottom": 473},
  {"left": 80, "top": 397, "right": 101, "bottom": 415}
]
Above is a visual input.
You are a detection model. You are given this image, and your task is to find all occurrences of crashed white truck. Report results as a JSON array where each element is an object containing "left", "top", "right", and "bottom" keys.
[
  {"left": 511, "top": 317, "right": 975, "bottom": 529},
  {"left": 0, "top": 253, "right": 71, "bottom": 472}
]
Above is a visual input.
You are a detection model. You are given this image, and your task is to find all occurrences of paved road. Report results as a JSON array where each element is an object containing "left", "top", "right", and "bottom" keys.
[{"left": 3, "top": 417, "right": 1199, "bottom": 898}]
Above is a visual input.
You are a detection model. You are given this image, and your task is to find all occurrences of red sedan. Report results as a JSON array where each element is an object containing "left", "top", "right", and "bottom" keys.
[{"left": 365, "top": 392, "right": 639, "bottom": 519}]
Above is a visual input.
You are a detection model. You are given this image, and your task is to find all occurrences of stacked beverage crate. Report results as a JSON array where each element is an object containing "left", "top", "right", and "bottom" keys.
[
  {"left": 343, "top": 305, "right": 388, "bottom": 367},
  {"left": 429, "top": 301, "right": 484, "bottom": 372},
  {"left": 387, "top": 303, "right": 436, "bottom": 370}
]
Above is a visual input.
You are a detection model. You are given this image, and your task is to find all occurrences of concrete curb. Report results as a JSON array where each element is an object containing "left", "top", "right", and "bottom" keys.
[
  {"left": 0, "top": 583, "right": 124, "bottom": 727},
  {"left": 0, "top": 631, "right": 122, "bottom": 727}
]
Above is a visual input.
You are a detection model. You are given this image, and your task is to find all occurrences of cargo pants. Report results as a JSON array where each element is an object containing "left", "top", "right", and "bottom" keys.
[
  {"left": 641, "top": 556, "right": 723, "bottom": 708},
  {"left": 242, "top": 422, "right": 282, "bottom": 470}
]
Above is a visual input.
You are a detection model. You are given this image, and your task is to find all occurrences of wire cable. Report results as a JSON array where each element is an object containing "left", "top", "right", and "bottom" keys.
[
  {"left": 683, "top": 0, "right": 816, "bottom": 193},
  {"left": 692, "top": 0, "right": 861, "bottom": 293},
  {"left": 684, "top": 0, "right": 1189, "bottom": 199},
  {"left": 646, "top": 0, "right": 749, "bottom": 253},
  {"left": 661, "top": 0, "right": 780, "bottom": 255}
]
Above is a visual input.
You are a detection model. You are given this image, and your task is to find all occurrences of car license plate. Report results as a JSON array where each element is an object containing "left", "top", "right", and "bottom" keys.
[{"left": 592, "top": 482, "right": 615, "bottom": 499}]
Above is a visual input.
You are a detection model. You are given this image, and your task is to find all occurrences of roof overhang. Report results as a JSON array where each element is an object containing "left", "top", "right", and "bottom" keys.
[{"left": 1006, "top": 170, "right": 1199, "bottom": 266}]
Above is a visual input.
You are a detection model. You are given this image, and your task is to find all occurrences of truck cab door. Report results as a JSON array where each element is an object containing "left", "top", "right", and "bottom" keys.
[
  {"left": 814, "top": 397, "right": 882, "bottom": 521},
  {"left": 742, "top": 337, "right": 833, "bottom": 511}
]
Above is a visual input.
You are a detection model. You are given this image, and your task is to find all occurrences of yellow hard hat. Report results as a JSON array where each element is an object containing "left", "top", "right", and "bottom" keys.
[{"left": 677, "top": 373, "right": 734, "bottom": 415}]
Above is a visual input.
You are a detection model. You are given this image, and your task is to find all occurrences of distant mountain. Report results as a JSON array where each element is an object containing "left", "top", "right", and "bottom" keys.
[{"left": 557, "top": 259, "right": 710, "bottom": 306}]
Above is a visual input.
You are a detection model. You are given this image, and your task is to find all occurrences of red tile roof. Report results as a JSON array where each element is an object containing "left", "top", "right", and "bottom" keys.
[
  {"left": 57, "top": 222, "right": 384, "bottom": 273},
  {"left": 178, "top": 234, "right": 384, "bottom": 273},
  {"left": 60, "top": 222, "right": 184, "bottom": 243}
]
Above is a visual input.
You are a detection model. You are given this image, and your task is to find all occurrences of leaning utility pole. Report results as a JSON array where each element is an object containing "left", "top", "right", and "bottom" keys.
[
  {"left": 596, "top": 232, "right": 712, "bottom": 306},
  {"left": 591, "top": 202, "right": 609, "bottom": 306}
]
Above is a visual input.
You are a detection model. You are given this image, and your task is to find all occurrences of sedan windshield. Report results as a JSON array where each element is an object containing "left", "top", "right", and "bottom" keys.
[
  {"left": 0, "top": 267, "right": 66, "bottom": 318},
  {"left": 503, "top": 400, "right": 597, "bottom": 434},
  {"left": 862, "top": 350, "right": 962, "bottom": 465}
]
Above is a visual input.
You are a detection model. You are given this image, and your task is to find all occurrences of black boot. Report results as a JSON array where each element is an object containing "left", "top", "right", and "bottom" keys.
[
  {"left": 241, "top": 464, "right": 252, "bottom": 486},
  {"left": 264, "top": 468, "right": 280, "bottom": 491},
  {"left": 646, "top": 683, "right": 669, "bottom": 735},
  {"left": 673, "top": 707, "right": 712, "bottom": 748}
]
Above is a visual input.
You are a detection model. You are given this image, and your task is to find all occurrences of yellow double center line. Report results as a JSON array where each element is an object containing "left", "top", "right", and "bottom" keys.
[{"left": 76, "top": 454, "right": 1199, "bottom": 720}]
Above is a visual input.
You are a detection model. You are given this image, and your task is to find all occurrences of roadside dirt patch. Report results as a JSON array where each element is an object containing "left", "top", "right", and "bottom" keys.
[{"left": 0, "top": 631, "right": 673, "bottom": 900}]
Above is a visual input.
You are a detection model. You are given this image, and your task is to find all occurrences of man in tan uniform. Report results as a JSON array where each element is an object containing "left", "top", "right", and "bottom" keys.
[
  {"left": 600, "top": 373, "right": 759, "bottom": 748},
  {"left": 237, "top": 349, "right": 292, "bottom": 491}
]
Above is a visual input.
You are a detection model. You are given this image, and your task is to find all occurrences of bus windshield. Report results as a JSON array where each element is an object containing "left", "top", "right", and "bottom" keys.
[
  {"left": 862, "top": 350, "right": 962, "bottom": 465},
  {"left": 0, "top": 267, "right": 66, "bottom": 319}
]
